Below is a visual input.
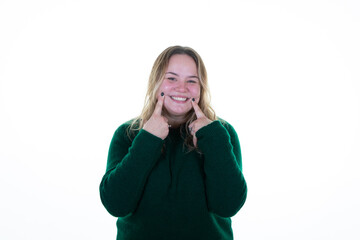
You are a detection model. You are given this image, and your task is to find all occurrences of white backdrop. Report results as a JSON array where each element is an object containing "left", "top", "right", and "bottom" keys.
[{"left": 1, "top": 0, "right": 359, "bottom": 239}]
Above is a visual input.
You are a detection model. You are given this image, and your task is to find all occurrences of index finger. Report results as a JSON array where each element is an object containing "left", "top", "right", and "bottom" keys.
[
  {"left": 153, "top": 93, "right": 164, "bottom": 115},
  {"left": 191, "top": 99, "right": 205, "bottom": 118}
]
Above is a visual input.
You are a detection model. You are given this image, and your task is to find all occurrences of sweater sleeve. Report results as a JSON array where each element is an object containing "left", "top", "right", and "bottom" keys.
[
  {"left": 99, "top": 123, "right": 164, "bottom": 217},
  {"left": 196, "top": 120, "right": 247, "bottom": 218}
]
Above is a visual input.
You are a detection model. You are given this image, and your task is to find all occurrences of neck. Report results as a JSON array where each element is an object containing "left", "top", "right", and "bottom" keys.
[{"left": 163, "top": 112, "right": 187, "bottom": 128}]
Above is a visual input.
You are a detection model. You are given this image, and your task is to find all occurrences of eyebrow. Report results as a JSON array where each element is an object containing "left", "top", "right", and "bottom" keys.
[{"left": 165, "top": 72, "right": 199, "bottom": 79}]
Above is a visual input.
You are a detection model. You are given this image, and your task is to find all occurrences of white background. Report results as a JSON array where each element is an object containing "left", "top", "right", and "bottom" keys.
[{"left": 1, "top": 0, "right": 359, "bottom": 239}]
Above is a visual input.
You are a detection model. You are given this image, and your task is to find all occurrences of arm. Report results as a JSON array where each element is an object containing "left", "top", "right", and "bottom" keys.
[
  {"left": 196, "top": 120, "right": 247, "bottom": 218},
  {"left": 99, "top": 124, "right": 164, "bottom": 217}
]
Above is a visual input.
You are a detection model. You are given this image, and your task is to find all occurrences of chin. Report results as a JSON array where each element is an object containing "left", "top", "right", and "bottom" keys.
[
  {"left": 169, "top": 110, "right": 189, "bottom": 116},
  {"left": 166, "top": 107, "right": 192, "bottom": 117}
]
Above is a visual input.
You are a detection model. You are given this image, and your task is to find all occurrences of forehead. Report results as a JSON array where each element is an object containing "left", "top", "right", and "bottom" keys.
[{"left": 166, "top": 54, "right": 198, "bottom": 75}]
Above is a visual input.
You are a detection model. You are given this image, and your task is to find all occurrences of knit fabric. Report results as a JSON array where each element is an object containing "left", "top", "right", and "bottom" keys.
[{"left": 100, "top": 120, "right": 247, "bottom": 240}]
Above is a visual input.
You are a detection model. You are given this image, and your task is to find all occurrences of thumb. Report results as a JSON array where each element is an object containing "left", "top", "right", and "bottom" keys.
[
  {"left": 191, "top": 98, "right": 205, "bottom": 118},
  {"left": 154, "top": 92, "right": 165, "bottom": 115},
  {"left": 193, "top": 135, "right": 198, "bottom": 147}
]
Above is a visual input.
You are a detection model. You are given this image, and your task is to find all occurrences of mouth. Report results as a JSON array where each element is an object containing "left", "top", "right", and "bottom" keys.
[{"left": 170, "top": 96, "right": 189, "bottom": 103}]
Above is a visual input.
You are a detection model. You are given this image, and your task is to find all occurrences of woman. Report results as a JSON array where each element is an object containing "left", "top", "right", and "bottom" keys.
[{"left": 100, "top": 46, "right": 247, "bottom": 240}]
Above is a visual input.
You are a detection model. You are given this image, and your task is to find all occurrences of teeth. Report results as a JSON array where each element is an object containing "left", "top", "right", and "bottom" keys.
[{"left": 171, "top": 96, "right": 187, "bottom": 101}]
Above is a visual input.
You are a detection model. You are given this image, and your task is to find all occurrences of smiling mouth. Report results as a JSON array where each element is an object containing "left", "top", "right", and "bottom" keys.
[{"left": 170, "top": 96, "right": 189, "bottom": 102}]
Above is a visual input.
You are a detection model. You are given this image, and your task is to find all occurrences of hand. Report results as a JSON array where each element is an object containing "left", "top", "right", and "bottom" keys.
[
  {"left": 189, "top": 99, "right": 213, "bottom": 147},
  {"left": 143, "top": 93, "right": 169, "bottom": 140}
]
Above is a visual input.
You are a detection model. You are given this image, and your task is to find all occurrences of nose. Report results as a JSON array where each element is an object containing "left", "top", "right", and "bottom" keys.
[{"left": 175, "top": 80, "right": 187, "bottom": 92}]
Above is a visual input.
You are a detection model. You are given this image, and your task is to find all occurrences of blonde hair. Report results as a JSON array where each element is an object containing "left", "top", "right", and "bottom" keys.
[{"left": 128, "top": 45, "right": 217, "bottom": 151}]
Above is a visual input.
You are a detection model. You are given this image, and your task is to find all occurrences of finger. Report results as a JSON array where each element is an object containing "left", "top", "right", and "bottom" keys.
[
  {"left": 188, "top": 122, "right": 195, "bottom": 135},
  {"left": 162, "top": 116, "right": 168, "bottom": 123},
  {"left": 193, "top": 135, "right": 197, "bottom": 147},
  {"left": 154, "top": 92, "right": 165, "bottom": 116},
  {"left": 191, "top": 99, "right": 205, "bottom": 118}
]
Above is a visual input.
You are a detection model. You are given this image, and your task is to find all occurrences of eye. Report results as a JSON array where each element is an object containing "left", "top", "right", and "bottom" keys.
[
  {"left": 187, "top": 80, "right": 198, "bottom": 84},
  {"left": 167, "top": 77, "right": 176, "bottom": 81}
]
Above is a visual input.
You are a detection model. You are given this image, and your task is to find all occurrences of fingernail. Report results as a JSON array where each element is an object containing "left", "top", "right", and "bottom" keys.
[
  {"left": 192, "top": 98, "right": 195, "bottom": 102},
  {"left": 161, "top": 92, "right": 164, "bottom": 97}
]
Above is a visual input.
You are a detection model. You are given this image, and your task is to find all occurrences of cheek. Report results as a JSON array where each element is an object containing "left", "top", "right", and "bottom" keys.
[
  {"left": 190, "top": 86, "right": 201, "bottom": 98},
  {"left": 158, "top": 82, "right": 172, "bottom": 95}
]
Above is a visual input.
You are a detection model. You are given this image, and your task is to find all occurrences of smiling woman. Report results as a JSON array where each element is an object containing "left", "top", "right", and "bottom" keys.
[
  {"left": 99, "top": 46, "right": 247, "bottom": 240},
  {"left": 159, "top": 54, "right": 201, "bottom": 126}
]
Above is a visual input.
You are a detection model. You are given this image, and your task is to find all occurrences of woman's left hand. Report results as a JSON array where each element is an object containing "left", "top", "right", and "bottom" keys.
[{"left": 189, "top": 99, "right": 213, "bottom": 147}]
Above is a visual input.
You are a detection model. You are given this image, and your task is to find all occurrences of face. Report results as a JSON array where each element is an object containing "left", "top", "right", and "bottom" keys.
[{"left": 157, "top": 54, "right": 201, "bottom": 119}]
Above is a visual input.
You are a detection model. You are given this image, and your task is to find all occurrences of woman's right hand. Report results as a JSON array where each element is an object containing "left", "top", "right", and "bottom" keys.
[{"left": 143, "top": 93, "right": 169, "bottom": 140}]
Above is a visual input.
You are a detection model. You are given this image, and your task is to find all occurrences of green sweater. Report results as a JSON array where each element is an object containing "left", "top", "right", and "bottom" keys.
[{"left": 100, "top": 120, "right": 247, "bottom": 240}]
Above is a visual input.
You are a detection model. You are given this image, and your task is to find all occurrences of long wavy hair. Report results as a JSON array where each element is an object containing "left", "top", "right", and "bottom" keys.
[{"left": 128, "top": 45, "right": 217, "bottom": 151}]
